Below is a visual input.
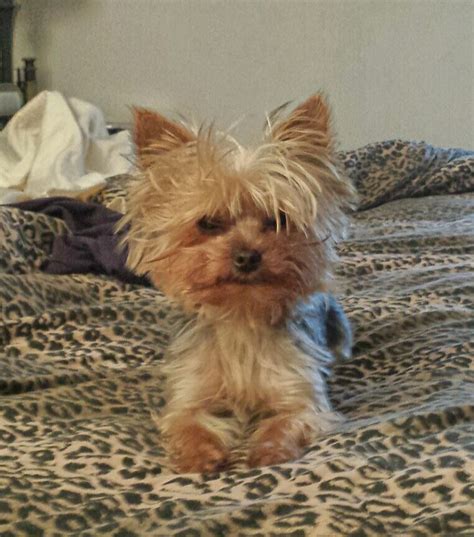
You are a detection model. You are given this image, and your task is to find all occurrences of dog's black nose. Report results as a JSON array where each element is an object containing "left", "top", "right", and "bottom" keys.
[{"left": 232, "top": 248, "right": 262, "bottom": 273}]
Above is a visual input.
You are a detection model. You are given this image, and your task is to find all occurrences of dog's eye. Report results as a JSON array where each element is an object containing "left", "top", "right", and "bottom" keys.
[
  {"left": 263, "top": 211, "right": 288, "bottom": 232},
  {"left": 197, "top": 217, "right": 226, "bottom": 235}
]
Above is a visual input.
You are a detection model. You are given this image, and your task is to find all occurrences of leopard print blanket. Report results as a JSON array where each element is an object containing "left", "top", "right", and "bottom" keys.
[{"left": 1, "top": 140, "right": 473, "bottom": 536}]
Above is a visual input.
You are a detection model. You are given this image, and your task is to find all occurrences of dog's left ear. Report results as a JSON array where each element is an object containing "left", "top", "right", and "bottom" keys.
[
  {"left": 133, "top": 107, "right": 195, "bottom": 167},
  {"left": 270, "top": 94, "right": 357, "bottom": 218},
  {"left": 271, "top": 94, "right": 333, "bottom": 150}
]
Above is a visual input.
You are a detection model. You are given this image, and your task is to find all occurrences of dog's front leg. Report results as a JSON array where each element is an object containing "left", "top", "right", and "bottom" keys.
[
  {"left": 247, "top": 400, "right": 341, "bottom": 467},
  {"left": 162, "top": 406, "right": 237, "bottom": 473}
]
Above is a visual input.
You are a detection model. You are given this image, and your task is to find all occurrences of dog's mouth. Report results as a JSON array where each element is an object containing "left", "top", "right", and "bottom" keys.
[
  {"left": 218, "top": 269, "right": 278, "bottom": 285},
  {"left": 192, "top": 272, "right": 280, "bottom": 292}
]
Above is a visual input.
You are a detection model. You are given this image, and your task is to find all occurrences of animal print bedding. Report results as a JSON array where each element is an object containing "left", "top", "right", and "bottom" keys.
[{"left": 0, "top": 139, "right": 473, "bottom": 536}]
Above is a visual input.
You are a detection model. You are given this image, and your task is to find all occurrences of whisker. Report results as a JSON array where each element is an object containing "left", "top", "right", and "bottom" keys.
[
  {"left": 145, "top": 250, "right": 177, "bottom": 264},
  {"left": 300, "top": 235, "right": 331, "bottom": 246}
]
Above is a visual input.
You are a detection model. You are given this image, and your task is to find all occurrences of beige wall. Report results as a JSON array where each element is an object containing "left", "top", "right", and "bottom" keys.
[{"left": 13, "top": 0, "right": 474, "bottom": 150}]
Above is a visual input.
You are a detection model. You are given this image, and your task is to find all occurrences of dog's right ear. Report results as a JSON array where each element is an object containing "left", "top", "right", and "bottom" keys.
[{"left": 132, "top": 107, "right": 195, "bottom": 167}]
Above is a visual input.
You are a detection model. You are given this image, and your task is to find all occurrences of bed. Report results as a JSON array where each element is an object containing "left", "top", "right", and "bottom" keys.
[{"left": 0, "top": 139, "right": 473, "bottom": 536}]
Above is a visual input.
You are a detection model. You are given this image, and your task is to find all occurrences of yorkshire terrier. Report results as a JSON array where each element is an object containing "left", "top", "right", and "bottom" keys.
[{"left": 119, "top": 94, "right": 356, "bottom": 472}]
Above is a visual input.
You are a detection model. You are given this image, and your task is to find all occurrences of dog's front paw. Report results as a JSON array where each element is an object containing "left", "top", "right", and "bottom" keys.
[
  {"left": 248, "top": 440, "right": 302, "bottom": 467},
  {"left": 247, "top": 415, "right": 306, "bottom": 467},
  {"left": 169, "top": 424, "right": 230, "bottom": 473}
]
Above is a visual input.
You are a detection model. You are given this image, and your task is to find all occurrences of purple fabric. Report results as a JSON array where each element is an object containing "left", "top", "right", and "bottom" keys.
[{"left": 10, "top": 197, "right": 150, "bottom": 286}]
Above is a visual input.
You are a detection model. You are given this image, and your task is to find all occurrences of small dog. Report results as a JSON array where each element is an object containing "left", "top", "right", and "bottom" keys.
[{"left": 119, "top": 94, "right": 356, "bottom": 472}]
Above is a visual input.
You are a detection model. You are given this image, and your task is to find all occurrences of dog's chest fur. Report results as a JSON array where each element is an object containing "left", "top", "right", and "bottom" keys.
[{"left": 167, "top": 315, "right": 317, "bottom": 413}]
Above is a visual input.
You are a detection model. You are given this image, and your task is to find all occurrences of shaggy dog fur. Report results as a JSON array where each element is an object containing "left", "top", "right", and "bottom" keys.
[{"left": 118, "top": 94, "right": 356, "bottom": 472}]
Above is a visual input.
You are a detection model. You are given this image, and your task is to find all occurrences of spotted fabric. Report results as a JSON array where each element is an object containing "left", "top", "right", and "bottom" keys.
[{"left": 0, "top": 140, "right": 473, "bottom": 536}]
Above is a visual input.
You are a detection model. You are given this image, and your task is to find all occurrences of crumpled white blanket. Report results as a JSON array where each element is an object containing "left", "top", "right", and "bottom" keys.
[{"left": 0, "top": 91, "right": 133, "bottom": 204}]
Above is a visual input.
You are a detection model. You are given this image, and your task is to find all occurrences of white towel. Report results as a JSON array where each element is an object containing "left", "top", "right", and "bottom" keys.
[{"left": 0, "top": 91, "right": 133, "bottom": 204}]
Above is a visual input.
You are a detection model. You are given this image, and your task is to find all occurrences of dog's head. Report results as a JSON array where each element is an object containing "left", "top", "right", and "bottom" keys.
[{"left": 119, "top": 94, "right": 356, "bottom": 323}]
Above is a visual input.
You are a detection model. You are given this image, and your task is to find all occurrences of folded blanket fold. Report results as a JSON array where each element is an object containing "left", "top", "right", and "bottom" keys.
[
  {"left": 0, "top": 91, "right": 133, "bottom": 204},
  {"left": 9, "top": 197, "right": 150, "bottom": 286}
]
